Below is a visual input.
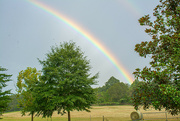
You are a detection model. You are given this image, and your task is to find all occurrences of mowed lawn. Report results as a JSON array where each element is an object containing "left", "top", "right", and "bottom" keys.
[{"left": 2, "top": 105, "right": 180, "bottom": 121}]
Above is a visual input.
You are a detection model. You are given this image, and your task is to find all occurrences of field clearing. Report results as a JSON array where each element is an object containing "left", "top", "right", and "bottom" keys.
[{"left": 2, "top": 105, "right": 179, "bottom": 121}]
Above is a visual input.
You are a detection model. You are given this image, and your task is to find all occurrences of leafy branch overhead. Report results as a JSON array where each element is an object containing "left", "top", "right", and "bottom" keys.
[{"left": 132, "top": 0, "right": 180, "bottom": 115}]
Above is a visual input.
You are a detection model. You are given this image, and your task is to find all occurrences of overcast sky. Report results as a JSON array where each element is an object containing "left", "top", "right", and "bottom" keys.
[{"left": 0, "top": 0, "right": 159, "bottom": 93}]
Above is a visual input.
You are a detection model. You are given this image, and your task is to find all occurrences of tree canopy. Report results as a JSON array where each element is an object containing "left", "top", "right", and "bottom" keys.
[
  {"left": 132, "top": 0, "right": 180, "bottom": 115},
  {"left": 16, "top": 67, "right": 41, "bottom": 121},
  {"left": 0, "top": 66, "right": 12, "bottom": 115},
  {"left": 95, "top": 76, "right": 131, "bottom": 105},
  {"left": 33, "top": 41, "right": 98, "bottom": 121},
  {"left": 105, "top": 76, "right": 120, "bottom": 90}
]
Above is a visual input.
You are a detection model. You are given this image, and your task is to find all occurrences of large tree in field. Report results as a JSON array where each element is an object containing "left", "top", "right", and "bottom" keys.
[
  {"left": 16, "top": 67, "right": 41, "bottom": 121},
  {"left": 132, "top": 0, "right": 180, "bottom": 115},
  {"left": 0, "top": 67, "right": 11, "bottom": 115},
  {"left": 34, "top": 41, "right": 98, "bottom": 121}
]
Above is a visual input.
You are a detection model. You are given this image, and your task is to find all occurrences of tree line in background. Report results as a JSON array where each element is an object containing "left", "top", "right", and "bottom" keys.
[
  {"left": 1, "top": 41, "right": 139, "bottom": 121},
  {"left": 5, "top": 76, "right": 141, "bottom": 113},
  {"left": 95, "top": 76, "right": 137, "bottom": 105},
  {"left": 0, "top": 0, "right": 179, "bottom": 120}
]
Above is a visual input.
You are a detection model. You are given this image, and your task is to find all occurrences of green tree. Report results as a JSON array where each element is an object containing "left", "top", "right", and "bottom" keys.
[
  {"left": 129, "top": 79, "right": 144, "bottom": 96},
  {"left": 16, "top": 67, "right": 41, "bottom": 121},
  {"left": 95, "top": 89, "right": 110, "bottom": 104},
  {"left": 0, "top": 66, "right": 12, "bottom": 115},
  {"left": 34, "top": 41, "right": 98, "bottom": 121},
  {"left": 105, "top": 76, "right": 120, "bottom": 90},
  {"left": 133, "top": 0, "right": 180, "bottom": 115},
  {"left": 95, "top": 76, "right": 120, "bottom": 104},
  {"left": 95, "top": 76, "right": 131, "bottom": 105},
  {"left": 107, "top": 82, "right": 129, "bottom": 103}
]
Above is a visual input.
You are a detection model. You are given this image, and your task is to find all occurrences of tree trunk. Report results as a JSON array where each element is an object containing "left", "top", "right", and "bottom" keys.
[
  {"left": 31, "top": 112, "right": 34, "bottom": 121},
  {"left": 68, "top": 111, "right": 71, "bottom": 121}
]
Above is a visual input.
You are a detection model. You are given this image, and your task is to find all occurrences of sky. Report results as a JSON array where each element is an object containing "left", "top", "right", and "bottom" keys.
[{"left": 0, "top": 0, "right": 160, "bottom": 93}]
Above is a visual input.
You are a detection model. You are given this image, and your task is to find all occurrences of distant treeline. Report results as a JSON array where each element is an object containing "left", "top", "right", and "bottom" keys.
[
  {"left": 6, "top": 76, "right": 140, "bottom": 112},
  {"left": 94, "top": 76, "right": 141, "bottom": 105},
  {"left": 6, "top": 94, "right": 21, "bottom": 112}
]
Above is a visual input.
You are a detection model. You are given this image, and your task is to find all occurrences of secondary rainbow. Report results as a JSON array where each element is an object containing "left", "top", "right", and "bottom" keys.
[
  {"left": 118, "top": 0, "right": 143, "bottom": 18},
  {"left": 28, "top": 0, "right": 134, "bottom": 84}
]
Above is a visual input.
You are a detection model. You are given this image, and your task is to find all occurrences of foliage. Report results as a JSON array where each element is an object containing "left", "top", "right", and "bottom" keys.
[
  {"left": 16, "top": 67, "right": 41, "bottom": 120},
  {"left": 0, "top": 66, "right": 12, "bottom": 115},
  {"left": 129, "top": 80, "right": 144, "bottom": 96},
  {"left": 105, "top": 76, "right": 120, "bottom": 90},
  {"left": 6, "top": 94, "right": 21, "bottom": 112},
  {"left": 107, "top": 82, "right": 129, "bottom": 103},
  {"left": 132, "top": 0, "right": 180, "bottom": 115},
  {"left": 95, "top": 76, "right": 131, "bottom": 105},
  {"left": 33, "top": 41, "right": 98, "bottom": 120},
  {"left": 97, "top": 76, "right": 120, "bottom": 93}
]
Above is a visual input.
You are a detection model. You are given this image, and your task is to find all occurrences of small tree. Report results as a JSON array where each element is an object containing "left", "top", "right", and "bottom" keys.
[
  {"left": 0, "top": 66, "right": 12, "bottom": 115},
  {"left": 34, "top": 41, "right": 98, "bottom": 121},
  {"left": 132, "top": 0, "right": 180, "bottom": 115},
  {"left": 16, "top": 67, "right": 41, "bottom": 121}
]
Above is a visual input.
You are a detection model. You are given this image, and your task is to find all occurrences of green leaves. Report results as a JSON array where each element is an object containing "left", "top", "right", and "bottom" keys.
[
  {"left": 0, "top": 66, "right": 12, "bottom": 115},
  {"left": 95, "top": 76, "right": 131, "bottom": 105},
  {"left": 133, "top": 0, "right": 180, "bottom": 115},
  {"left": 34, "top": 41, "right": 98, "bottom": 118},
  {"left": 16, "top": 67, "right": 41, "bottom": 118}
]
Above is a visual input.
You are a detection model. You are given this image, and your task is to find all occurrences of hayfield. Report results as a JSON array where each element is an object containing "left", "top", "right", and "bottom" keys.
[{"left": 2, "top": 105, "right": 179, "bottom": 121}]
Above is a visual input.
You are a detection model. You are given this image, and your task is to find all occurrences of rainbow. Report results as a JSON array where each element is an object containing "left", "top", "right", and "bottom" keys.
[
  {"left": 28, "top": 0, "right": 134, "bottom": 84},
  {"left": 118, "top": 0, "right": 143, "bottom": 18}
]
